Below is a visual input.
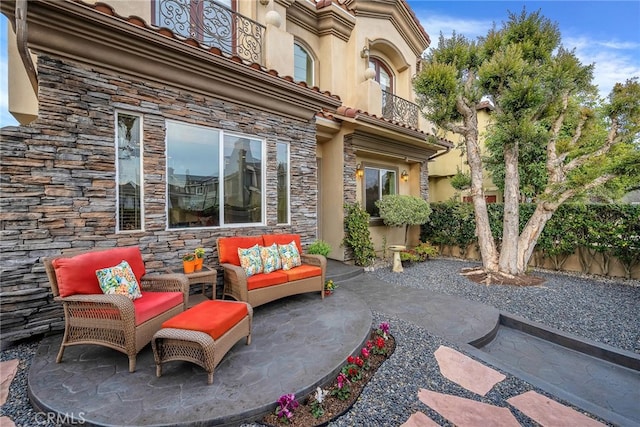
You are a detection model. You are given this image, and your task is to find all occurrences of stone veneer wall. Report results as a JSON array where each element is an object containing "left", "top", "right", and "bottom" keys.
[{"left": 0, "top": 55, "right": 320, "bottom": 347}]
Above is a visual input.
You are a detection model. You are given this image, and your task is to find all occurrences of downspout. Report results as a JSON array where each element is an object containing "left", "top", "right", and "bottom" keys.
[
  {"left": 427, "top": 145, "right": 450, "bottom": 161},
  {"left": 15, "top": 0, "right": 38, "bottom": 94}
]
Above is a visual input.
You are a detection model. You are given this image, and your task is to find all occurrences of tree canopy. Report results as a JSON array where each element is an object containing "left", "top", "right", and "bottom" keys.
[{"left": 414, "top": 8, "right": 640, "bottom": 279}]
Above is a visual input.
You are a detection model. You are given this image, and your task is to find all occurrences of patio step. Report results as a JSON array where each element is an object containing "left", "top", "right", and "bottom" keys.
[{"left": 326, "top": 259, "right": 364, "bottom": 283}]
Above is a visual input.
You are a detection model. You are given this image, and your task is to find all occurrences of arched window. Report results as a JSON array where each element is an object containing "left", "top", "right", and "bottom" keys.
[
  {"left": 294, "top": 42, "right": 314, "bottom": 86},
  {"left": 368, "top": 57, "right": 393, "bottom": 93}
]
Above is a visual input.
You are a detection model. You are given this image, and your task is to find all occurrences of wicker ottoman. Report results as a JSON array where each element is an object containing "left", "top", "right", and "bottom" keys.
[{"left": 152, "top": 300, "right": 252, "bottom": 384}]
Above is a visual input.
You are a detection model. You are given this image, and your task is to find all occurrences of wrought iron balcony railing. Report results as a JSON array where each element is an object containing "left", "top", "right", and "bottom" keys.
[
  {"left": 381, "top": 90, "right": 420, "bottom": 129},
  {"left": 156, "top": 0, "right": 265, "bottom": 64}
]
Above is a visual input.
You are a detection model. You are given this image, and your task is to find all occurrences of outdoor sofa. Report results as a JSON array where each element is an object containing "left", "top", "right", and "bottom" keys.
[{"left": 216, "top": 234, "right": 326, "bottom": 308}]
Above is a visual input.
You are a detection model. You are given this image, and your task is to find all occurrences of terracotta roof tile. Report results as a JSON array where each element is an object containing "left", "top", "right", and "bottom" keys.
[
  {"left": 400, "top": 0, "right": 431, "bottom": 45},
  {"left": 75, "top": 0, "right": 341, "bottom": 101}
]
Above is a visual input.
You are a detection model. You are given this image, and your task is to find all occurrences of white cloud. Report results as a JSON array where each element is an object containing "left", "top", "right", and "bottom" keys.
[
  {"left": 417, "top": 13, "right": 493, "bottom": 47},
  {"left": 564, "top": 35, "right": 640, "bottom": 98}
]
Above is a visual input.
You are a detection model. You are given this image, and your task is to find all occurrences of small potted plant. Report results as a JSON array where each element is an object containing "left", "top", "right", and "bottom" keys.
[
  {"left": 194, "top": 247, "right": 205, "bottom": 271},
  {"left": 182, "top": 252, "right": 196, "bottom": 274},
  {"left": 324, "top": 279, "right": 336, "bottom": 296}
]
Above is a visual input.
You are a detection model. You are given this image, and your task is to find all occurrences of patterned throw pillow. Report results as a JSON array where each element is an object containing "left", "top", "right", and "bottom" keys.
[
  {"left": 96, "top": 260, "right": 142, "bottom": 300},
  {"left": 260, "top": 243, "right": 282, "bottom": 274},
  {"left": 238, "top": 244, "right": 263, "bottom": 277},
  {"left": 278, "top": 240, "right": 302, "bottom": 271}
]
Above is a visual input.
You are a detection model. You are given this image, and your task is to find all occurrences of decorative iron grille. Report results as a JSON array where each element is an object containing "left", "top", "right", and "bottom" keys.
[
  {"left": 156, "top": 0, "right": 265, "bottom": 64},
  {"left": 381, "top": 90, "right": 420, "bottom": 129}
]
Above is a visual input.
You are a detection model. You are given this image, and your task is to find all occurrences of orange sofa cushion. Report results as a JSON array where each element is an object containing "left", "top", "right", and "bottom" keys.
[
  {"left": 262, "top": 234, "right": 302, "bottom": 254},
  {"left": 282, "top": 265, "right": 322, "bottom": 281},
  {"left": 247, "top": 271, "right": 289, "bottom": 290},
  {"left": 162, "top": 300, "right": 248, "bottom": 340},
  {"left": 53, "top": 246, "right": 146, "bottom": 297},
  {"left": 218, "top": 236, "right": 264, "bottom": 266},
  {"left": 134, "top": 291, "right": 184, "bottom": 325}
]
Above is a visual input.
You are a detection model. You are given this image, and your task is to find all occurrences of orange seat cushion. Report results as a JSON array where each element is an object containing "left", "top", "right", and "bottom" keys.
[
  {"left": 134, "top": 291, "right": 184, "bottom": 325},
  {"left": 218, "top": 236, "right": 264, "bottom": 265},
  {"left": 262, "top": 234, "right": 303, "bottom": 254},
  {"left": 162, "top": 300, "right": 248, "bottom": 340},
  {"left": 53, "top": 247, "right": 146, "bottom": 297},
  {"left": 247, "top": 271, "right": 289, "bottom": 290},
  {"left": 282, "top": 265, "right": 322, "bottom": 281}
]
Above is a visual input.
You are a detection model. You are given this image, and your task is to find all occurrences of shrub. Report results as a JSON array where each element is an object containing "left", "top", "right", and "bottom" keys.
[
  {"left": 343, "top": 203, "right": 376, "bottom": 266},
  {"left": 307, "top": 240, "right": 331, "bottom": 257},
  {"left": 376, "top": 195, "right": 432, "bottom": 245}
]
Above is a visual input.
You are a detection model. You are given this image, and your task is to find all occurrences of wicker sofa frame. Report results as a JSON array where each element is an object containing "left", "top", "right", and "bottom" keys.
[
  {"left": 217, "top": 237, "right": 326, "bottom": 308},
  {"left": 43, "top": 248, "right": 189, "bottom": 372}
]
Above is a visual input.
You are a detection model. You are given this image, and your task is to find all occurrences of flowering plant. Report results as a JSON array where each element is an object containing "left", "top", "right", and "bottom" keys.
[
  {"left": 342, "top": 355, "right": 364, "bottom": 381},
  {"left": 275, "top": 393, "right": 299, "bottom": 423},
  {"left": 375, "top": 322, "right": 390, "bottom": 339},
  {"left": 194, "top": 247, "right": 205, "bottom": 259},
  {"left": 310, "top": 387, "right": 329, "bottom": 419},
  {"left": 331, "top": 373, "right": 351, "bottom": 401},
  {"left": 182, "top": 252, "right": 195, "bottom": 262},
  {"left": 324, "top": 279, "right": 337, "bottom": 292}
]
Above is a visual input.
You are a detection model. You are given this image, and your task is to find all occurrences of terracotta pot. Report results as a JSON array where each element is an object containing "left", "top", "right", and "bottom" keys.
[
  {"left": 324, "top": 290, "right": 333, "bottom": 296},
  {"left": 183, "top": 259, "right": 196, "bottom": 274}
]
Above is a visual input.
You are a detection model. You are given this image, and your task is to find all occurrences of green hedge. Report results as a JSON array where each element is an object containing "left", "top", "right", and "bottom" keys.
[{"left": 421, "top": 202, "right": 640, "bottom": 277}]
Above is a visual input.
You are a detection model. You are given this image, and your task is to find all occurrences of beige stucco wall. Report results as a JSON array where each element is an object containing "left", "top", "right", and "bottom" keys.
[
  {"left": 6, "top": 27, "right": 38, "bottom": 125},
  {"left": 429, "top": 108, "right": 501, "bottom": 202}
]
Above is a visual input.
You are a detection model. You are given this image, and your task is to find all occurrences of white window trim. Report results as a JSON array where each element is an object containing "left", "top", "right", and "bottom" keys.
[
  {"left": 115, "top": 111, "right": 144, "bottom": 233},
  {"left": 164, "top": 120, "right": 267, "bottom": 230},
  {"left": 276, "top": 141, "right": 291, "bottom": 226}
]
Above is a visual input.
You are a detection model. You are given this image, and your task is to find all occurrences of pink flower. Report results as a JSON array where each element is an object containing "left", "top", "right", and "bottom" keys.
[{"left": 361, "top": 347, "right": 370, "bottom": 358}]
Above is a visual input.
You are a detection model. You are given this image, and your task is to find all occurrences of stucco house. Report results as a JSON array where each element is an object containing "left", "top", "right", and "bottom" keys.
[{"left": 0, "top": 0, "right": 449, "bottom": 346}]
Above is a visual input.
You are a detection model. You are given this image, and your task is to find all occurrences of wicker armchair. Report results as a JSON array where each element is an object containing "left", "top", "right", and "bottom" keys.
[{"left": 43, "top": 247, "right": 189, "bottom": 372}]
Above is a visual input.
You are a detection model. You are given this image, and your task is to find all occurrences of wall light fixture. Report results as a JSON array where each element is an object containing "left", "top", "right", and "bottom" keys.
[
  {"left": 356, "top": 163, "right": 364, "bottom": 178},
  {"left": 401, "top": 170, "right": 409, "bottom": 182}
]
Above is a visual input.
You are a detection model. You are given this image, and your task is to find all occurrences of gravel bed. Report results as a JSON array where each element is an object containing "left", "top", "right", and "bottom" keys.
[
  {"left": 2, "top": 258, "right": 637, "bottom": 426},
  {"left": 370, "top": 258, "right": 640, "bottom": 354}
]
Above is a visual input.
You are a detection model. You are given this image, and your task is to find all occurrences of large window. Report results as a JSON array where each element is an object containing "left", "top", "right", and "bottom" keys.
[
  {"left": 276, "top": 142, "right": 289, "bottom": 224},
  {"left": 166, "top": 121, "right": 264, "bottom": 228},
  {"left": 294, "top": 42, "right": 314, "bottom": 86},
  {"left": 116, "top": 112, "right": 143, "bottom": 232},
  {"left": 364, "top": 166, "right": 397, "bottom": 217}
]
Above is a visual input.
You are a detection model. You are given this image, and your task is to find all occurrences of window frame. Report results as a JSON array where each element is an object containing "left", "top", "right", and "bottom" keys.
[
  {"left": 165, "top": 120, "right": 266, "bottom": 230},
  {"left": 368, "top": 56, "right": 394, "bottom": 93},
  {"left": 276, "top": 141, "right": 290, "bottom": 225},
  {"left": 362, "top": 163, "right": 398, "bottom": 220},
  {"left": 293, "top": 41, "right": 315, "bottom": 87},
  {"left": 115, "top": 111, "right": 144, "bottom": 233}
]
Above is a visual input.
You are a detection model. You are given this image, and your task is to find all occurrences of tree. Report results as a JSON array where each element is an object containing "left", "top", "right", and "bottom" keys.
[
  {"left": 375, "top": 195, "right": 432, "bottom": 246},
  {"left": 414, "top": 8, "right": 640, "bottom": 280}
]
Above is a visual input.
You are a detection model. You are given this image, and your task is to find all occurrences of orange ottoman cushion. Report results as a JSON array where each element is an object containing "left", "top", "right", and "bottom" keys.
[
  {"left": 162, "top": 300, "right": 248, "bottom": 340},
  {"left": 283, "top": 265, "right": 322, "bottom": 281}
]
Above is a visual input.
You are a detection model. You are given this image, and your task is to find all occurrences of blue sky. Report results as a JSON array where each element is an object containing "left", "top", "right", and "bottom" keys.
[
  {"left": 407, "top": 0, "right": 640, "bottom": 100},
  {"left": 2, "top": 1, "right": 639, "bottom": 127}
]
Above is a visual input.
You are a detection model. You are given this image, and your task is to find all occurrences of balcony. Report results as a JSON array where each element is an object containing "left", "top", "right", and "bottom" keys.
[
  {"left": 156, "top": 0, "right": 265, "bottom": 64},
  {"left": 382, "top": 90, "right": 419, "bottom": 129}
]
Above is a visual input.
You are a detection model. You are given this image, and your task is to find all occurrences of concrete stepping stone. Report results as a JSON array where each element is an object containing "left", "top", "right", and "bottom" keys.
[
  {"left": 400, "top": 411, "right": 440, "bottom": 427},
  {"left": 434, "top": 345, "right": 506, "bottom": 396},
  {"left": 418, "top": 388, "right": 520, "bottom": 427},
  {"left": 0, "top": 359, "right": 19, "bottom": 406},
  {"left": 508, "top": 390, "right": 606, "bottom": 426}
]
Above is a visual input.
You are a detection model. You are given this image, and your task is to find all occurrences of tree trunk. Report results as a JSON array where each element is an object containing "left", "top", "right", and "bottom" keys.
[
  {"left": 517, "top": 202, "right": 556, "bottom": 272},
  {"left": 499, "top": 145, "right": 520, "bottom": 275},
  {"left": 463, "top": 117, "right": 499, "bottom": 272}
]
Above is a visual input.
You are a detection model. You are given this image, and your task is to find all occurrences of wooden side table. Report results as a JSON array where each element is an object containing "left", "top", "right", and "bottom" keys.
[{"left": 166, "top": 264, "right": 219, "bottom": 308}]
